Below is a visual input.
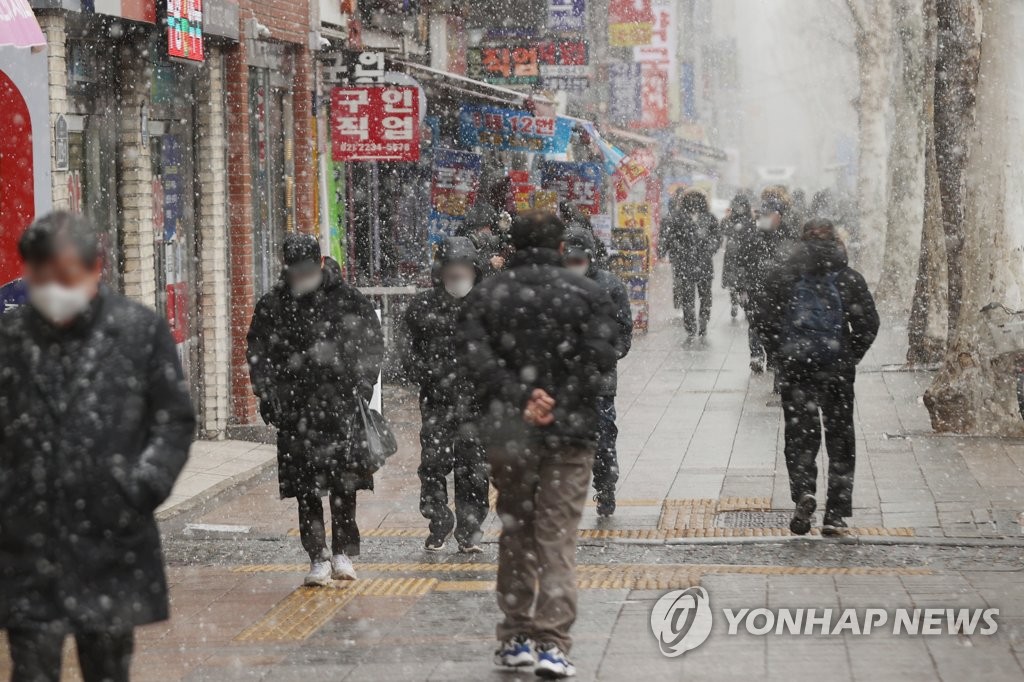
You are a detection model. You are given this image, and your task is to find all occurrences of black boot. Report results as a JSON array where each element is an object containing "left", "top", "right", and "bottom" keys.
[{"left": 594, "top": 490, "right": 616, "bottom": 517}]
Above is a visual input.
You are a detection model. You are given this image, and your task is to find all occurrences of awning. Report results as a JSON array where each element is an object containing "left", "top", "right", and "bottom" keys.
[
  {"left": 391, "top": 60, "right": 556, "bottom": 113},
  {"left": 604, "top": 126, "right": 660, "bottom": 149},
  {"left": 0, "top": 0, "right": 45, "bottom": 49}
]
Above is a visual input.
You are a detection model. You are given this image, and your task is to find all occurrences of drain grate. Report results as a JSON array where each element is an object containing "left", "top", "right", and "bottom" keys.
[{"left": 714, "top": 511, "right": 796, "bottom": 529}]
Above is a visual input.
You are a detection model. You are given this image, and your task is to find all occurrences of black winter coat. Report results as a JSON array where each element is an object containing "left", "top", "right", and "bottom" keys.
[
  {"left": 754, "top": 240, "right": 880, "bottom": 375},
  {"left": 401, "top": 287, "right": 478, "bottom": 415},
  {"left": 588, "top": 266, "right": 633, "bottom": 396},
  {"left": 721, "top": 214, "right": 777, "bottom": 295},
  {"left": 457, "top": 247, "right": 618, "bottom": 448},
  {"left": 661, "top": 209, "right": 722, "bottom": 276},
  {"left": 247, "top": 258, "right": 384, "bottom": 498},
  {"left": 0, "top": 289, "right": 195, "bottom": 631}
]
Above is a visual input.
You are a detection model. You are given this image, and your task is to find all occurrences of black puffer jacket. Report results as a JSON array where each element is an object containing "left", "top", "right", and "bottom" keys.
[
  {"left": 754, "top": 240, "right": 879, "bottom": 374},
  {"left": 401, "top": 237, "right": 483, "bottom": 413},
  {"left": 0, "top": 289, "right": 194, "bottom": 630},
  {"left": 458, "top": 247, "right": 619, "bottom": 448},
  {"left": 662, "top": 206, "right": 722, "bottom": 276},
  {"left": 721, "top": 213, "right": 777, "bottom": 296},
  {"left": 247, "top": 257, "right": 384, "bottom": 497}
]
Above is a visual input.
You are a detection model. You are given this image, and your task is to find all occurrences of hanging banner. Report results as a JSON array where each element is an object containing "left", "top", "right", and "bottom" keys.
[
  {"left": 547, "top": 0, "right": 585, "bottom": 31},
  {"left": 541, "top": 161, "right": 603, "bottom": 215},
  {"left": 607, "top": 62, "right": 642, "bottom": 127},
  {"left": 509, "top": 170, "right": 535, "bottom": 212},
  {"left": 633, "top": 0, "right": 677, "bottom": 122},
  {"left": 617, "top": 202, "right": 653, "bottom": 232},
  {"left": 430, "top": 149, "right": 482, "bottom": 218},
  {"left": 609, "top": 0, "right": 653, "bottom": 47},
  {"left": 331, "top": 86, "right": 420, "bottom": 161},
  {"left": 458, "top": 105, "right": 574, "bottom": 153},
  {"left": 327, "top": 161, "right": 346, "bottom": 266}
]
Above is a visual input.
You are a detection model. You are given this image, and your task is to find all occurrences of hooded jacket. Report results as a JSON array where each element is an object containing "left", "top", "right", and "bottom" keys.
[
  {"left": 721, "top": 203, "right": 776, "bottom": 295},
  {"left": 754, "top": 240, "right": 879, "bottom": 373},
  {"left": 661, "top": 193, "right": 722, "bottom": 275},
  {"left": 401, "top": 237, "right": 483, "bottom": 413},
  {"left": 247, "top": 257, "right": 384, "bottom": 496},
  {"left": 457, "top": 246, "right": 619, "bottom": 448},
  {"left": 566, "top": 227, "right": 633, "bottom": 396}
]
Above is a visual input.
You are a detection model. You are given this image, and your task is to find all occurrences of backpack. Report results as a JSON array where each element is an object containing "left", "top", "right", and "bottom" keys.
[{"left": 781, "top": 272, "right": 846, "bottom": 369}]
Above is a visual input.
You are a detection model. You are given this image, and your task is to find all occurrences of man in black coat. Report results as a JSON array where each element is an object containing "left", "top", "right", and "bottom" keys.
[
  {"left": 661, "top": 189, "right": 722, "bottom": 338},
  {"left": 754, "top": 219, "right": 879, "bottom": 537},
  {"left": 0, "top": 212, "right": 194, "bottom": 682},
  {"left": 400, "top": 236, "right": 488, "bottom": 553},
  {"left": 247, "top": 234, "right": 383, "bottom": 586},
  {"left": 721, "top": 192, "right": 777, "bottom": 372},
  {"left": 459, "top": 210, "right": 617, "bottom": 677},
  {"left": 563, "top": 227, "right": 633, "bottom": 517}
]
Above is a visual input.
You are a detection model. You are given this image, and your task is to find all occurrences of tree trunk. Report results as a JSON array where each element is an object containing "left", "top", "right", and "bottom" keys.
[
  {"left": 849, "top": 1, "right": 893, "bottom": 286},
  {"left": 876, "top": 0, "right": 928, "bottom": 315},
  {"left": 924, "top": 0, "right": 1024, "bottom": 435},
  {"left": 906, "top": 0, "right": 947, "bottom": 365},
  {"left": 933, "top": 0, "right": 980, "bottom": 339}
]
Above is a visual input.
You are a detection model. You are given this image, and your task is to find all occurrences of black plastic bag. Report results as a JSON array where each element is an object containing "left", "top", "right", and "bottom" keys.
[{"left": 355, "top": 396, "right": 398, "bottom": 472}]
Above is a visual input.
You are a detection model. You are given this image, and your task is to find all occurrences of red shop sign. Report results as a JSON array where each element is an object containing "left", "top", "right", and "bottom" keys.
[{"left": 331, "top": 86, "right": 420, "bottom": 162}]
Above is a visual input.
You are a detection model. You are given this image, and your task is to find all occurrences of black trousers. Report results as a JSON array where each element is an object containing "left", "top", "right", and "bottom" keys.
[
  {"left": 741, "top": 296, "right": 764, "bottom": 360},
  {"left": 780, "top": 370, "right": 857, "bottom": 517},
  {"left": 592, "top": 396, "right": 619, "bottom": 493},
  {"left": 7, "top": 626, "right": 133, "bottom": 682},
  {"left": 418, "top": 406, "right": 489, "bottom": 547},
  {"left": 673, "top": 268, "right": 713, "bottom": 335},
  {"left": 297, "top": 484, "right": 360, "bottom": 560}
]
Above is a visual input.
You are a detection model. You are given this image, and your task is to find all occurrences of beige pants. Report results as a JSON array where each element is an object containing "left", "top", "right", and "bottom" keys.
[{"left": 489, "top": 441, "right": 594, "bottom": 652}]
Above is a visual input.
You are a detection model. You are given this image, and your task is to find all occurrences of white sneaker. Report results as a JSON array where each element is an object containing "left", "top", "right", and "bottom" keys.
[
  {"left": 535, "top": 643, "right": 576, "bottom": 678},
  {"left": 331, "top": 553, "right": 357, "bottom": 580},
  {"left": 304, "top": 560, "right": 332, "bottom": 586}
]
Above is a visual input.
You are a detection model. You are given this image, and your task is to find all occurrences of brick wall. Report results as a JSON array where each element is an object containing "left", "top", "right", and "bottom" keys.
[
  {"left": 38, "top": 12, "right": 69, "bottom": 210},
  {"left": 117, "top": 37, "right": 156, "bottom": 307},
  {"left": 225, "top": 0, "right": 317, "bottom": 425},
  {"left": 196, "top": 46, "right": 231, "bottom": 437}
]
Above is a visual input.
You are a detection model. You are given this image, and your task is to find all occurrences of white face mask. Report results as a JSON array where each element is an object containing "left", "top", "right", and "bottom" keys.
[
  {"left": 29, "top": 282, "right": 92, "bottom": 325},
  {"left": 757, "top": 216, "right": 775, "bottom": 232},
  {"left": 445, "top": 279, "right": 474, "bottom": 299},
  {"left": 690, "top": 212, "right": 700, "bottom": 223},
  {"left": 290, "top": 270, "right": 323, "bottom": 297},
  {"left": 567, "top": 263, "right": 590, "bottom": 277}
]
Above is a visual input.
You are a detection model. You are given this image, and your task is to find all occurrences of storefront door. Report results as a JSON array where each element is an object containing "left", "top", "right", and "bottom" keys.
[{"left": 66, "top": 110, "right": 120, "bottom": 288}]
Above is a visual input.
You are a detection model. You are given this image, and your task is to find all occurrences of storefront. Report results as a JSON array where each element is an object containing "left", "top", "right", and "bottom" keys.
[{"left": 0, "top": 1, "right": 50, "bottom": 312}]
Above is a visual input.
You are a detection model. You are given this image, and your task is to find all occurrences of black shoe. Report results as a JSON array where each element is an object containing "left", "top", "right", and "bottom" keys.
[
  {"left": 594, "top": 490, "right": 616, "bottom": 517},
  {"left": 789, "top": 493, "right": 816, "bottom": 535},
  {"left": 730, "top": 304, "right": 739, "bottom": 318},
  {"left": 821, "top": 513, "right": 849, "bottom": 537},
  {"left": 750, "top": 358, "right": 764, "bottom": 374}
]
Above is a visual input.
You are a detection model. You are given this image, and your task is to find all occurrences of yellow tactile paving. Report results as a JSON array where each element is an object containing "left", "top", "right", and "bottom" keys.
[{"left": 235, "top": 578, "right": 438, "bottom": 642}]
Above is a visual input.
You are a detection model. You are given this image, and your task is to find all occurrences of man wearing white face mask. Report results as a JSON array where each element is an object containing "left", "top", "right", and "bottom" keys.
[
  {"left": 0, "top": 212, "right": 195, "bottom": 682},
  {"left": 247, "top": 234, "right": 383, "bottom": 586},
  {"left": 563, "top": 227, "right": 633, "bottom": 517},
  {"left": 400, "top": 237, "right": 489, "bottom": 552}
]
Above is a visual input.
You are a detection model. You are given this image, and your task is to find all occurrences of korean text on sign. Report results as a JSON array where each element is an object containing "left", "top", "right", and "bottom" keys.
[{"left": 331, "top": 86, "right": 420, "bottom": 162}]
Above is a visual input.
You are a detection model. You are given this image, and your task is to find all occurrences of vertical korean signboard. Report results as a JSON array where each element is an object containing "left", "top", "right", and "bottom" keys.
[
  {"left": 633, "top": 0, "right": 677, "bottom": 126},
  {"left": 167, "top": 0, "right": 204, "bottom": 62},
  {"left": 548, "top": 0, "right": 585, "bottom": 31},
  {"left": 331, "top": 86, "right": 421, "bottom": 162}
]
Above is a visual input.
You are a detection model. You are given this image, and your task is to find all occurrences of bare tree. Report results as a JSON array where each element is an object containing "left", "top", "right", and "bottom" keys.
[
  {"left": 924, "top": 0, "right": 1024, "bottom": 435},
  {"left": 844, "top": 0, "right": 893, "bottom": 285}
]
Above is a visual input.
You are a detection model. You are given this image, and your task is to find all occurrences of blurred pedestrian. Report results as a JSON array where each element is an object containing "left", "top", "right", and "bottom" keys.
[
  {"left": 755, "top": 186, "right": 799, "bottom": 393},
  {"left": 247, "top": 234, "right": 383, "bottom": 586},
  {"left": 0, "top": 212, "right": 195, "bottom": 682},
  {"left": 755, "top": 219, "right": 879, "bottom": 536},
  {"left": 460, "top": 204, "right": 510, "bottom": 274},
  {"left": 722, "top": 192, "right": 776, "bottom": 372},
  {"left": 400, "top": 237, "right": 488, "bottom": 553},
  {"left": 661, "top": 189, "right": 722, "bottom": 339},
  {"left": 559, "top": 201, "right": 609, "bottom": 266},
  {"left": 459, "top": 210, "right": 617, "bottom": 678},
  {"left": 563, "top": 227, "right": 633, "bottom": 517}
]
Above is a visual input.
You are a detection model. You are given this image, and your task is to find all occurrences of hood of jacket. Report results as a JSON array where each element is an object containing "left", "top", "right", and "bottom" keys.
[
  {"left": 791, "top": 239, "right": 848, "bottom": 275},
  {"left": 432, "top": 236, "right": 484, "bottom": 286}
]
